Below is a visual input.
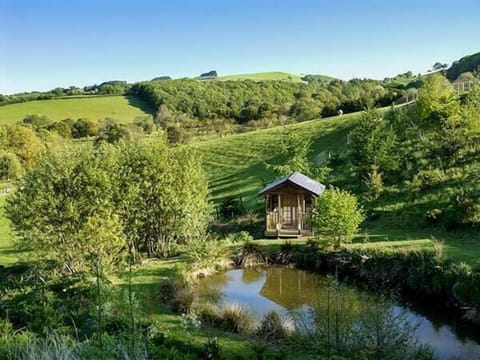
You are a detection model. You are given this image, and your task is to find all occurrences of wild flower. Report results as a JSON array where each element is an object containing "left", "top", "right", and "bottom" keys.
[{"left": 180, "top": 312, "right": 202, "bottom": 331}]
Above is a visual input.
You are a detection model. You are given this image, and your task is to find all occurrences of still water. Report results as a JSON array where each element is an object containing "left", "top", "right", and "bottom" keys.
[{"left": 201, "top": 267, "right": 480, "bottom": 360}]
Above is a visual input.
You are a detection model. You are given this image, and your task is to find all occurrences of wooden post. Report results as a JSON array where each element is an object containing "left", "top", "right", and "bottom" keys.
[
  {"left": 277, "top": 194, "right": 281, "bottom": 237},
  {"left": 265, "top": 194, "right": 269, "bottom": 231},
  {"left": 297, "top": 194, "right": 301, "bottom": 234}
]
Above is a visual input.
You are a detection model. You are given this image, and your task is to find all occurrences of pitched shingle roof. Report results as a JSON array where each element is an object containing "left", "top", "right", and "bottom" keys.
[{"left": 258, "top": 171, "right": 325, "bottom": 196}]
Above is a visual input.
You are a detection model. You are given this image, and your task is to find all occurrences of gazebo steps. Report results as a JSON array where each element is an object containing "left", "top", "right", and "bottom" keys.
[{"left": 264, "top": 229, "right": 313, "bottom": 238}]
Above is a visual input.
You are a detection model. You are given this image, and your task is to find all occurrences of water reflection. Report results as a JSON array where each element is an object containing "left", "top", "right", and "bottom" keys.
[{"left": 201, "top": 267, "right": 480, "bottom": 360}]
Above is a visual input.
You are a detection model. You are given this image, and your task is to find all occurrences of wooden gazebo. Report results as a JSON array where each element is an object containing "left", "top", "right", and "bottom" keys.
[{"left": 259, "top": 172, "right": 325, "bottom": 238}]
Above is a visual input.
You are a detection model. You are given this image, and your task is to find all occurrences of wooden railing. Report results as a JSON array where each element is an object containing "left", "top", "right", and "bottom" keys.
[{"left": 266, "top": 210, "right": 311, "bottom": 231}]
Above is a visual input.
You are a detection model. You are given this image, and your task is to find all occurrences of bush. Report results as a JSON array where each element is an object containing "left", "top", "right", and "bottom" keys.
[
  {"left": 257, "top": 311, "right": 290, "bottom": 342},
  {"left": 182, "top": 237, "right": 232, "bottom": 279},
  {"left": 218, "top": 197, "right": 245, "bottom": 220},
  {"left": 219, "top": 302, "right": 255, "bottom": 335},
  {"left": 235, "top": 239, "right": 268, "bottom": 267},
  {"left": 199, "top": 337, "right": 223, "bottom": 360},
  {"left": 313, "top": 187, "right": 364, "bottom": 249}
]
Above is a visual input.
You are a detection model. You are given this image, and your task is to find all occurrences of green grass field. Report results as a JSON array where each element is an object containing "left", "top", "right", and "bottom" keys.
[
  {"left": 193, "top": 111, "right": 357, "bottom": 206},
  {"left": 218, "top": 71, "right": 304, "bottom": 82},
  {"left": 0, "top": 95, "right": 152, "bottom": 124}
]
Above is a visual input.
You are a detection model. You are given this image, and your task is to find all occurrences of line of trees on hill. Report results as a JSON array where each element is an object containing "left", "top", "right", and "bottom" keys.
[
  {"left": 0, "top": 115, "right": 156, "bottom": 182},
  {"left": 0, "top": 81, "right": 131, "bottom": 106},
  {"left": 128, "top": 78, "right": 405, "bottom": 142}
]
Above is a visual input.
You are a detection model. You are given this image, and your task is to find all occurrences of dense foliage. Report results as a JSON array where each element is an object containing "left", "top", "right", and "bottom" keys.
[
  {"left": 446, "top": 51, "right": 480, "bottom": 81},
  {"left": 313, "top": 188, "right": 364, "bottom": 248},
  {"left": 6, "top": 137, "right": 209, "bottom": 273},
  {"left": 329, "top": 74, "right": 480, "bottom": 229},
  {"left": 128, "top": 78, "right": 403, "bottom": 140}
]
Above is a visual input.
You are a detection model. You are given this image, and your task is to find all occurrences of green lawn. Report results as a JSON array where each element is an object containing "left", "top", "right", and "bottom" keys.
[{"left": 0, "top": 95, "right": 152, "bottom": 124}]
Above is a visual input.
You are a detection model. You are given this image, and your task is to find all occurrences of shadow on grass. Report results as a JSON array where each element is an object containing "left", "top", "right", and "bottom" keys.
[{"left": 125, "top": 95, "right": 156, "bottom": 116}]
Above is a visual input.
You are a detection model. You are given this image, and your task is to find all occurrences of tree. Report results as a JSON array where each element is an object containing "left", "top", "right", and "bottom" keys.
[
  {"left": 0, "top": 151, "right": 23, "bottom": 180},
  {"left": 96, "top": 119, "right": 129, "bottom": 144},
  {"left": 267, "top": 130, "right": 315, "bottom": 177},
  {"left": 6, "top": 144, "right": 125, "bottom": 274},
  {"left": 133, "top": 116, "right": 155, "bottom": 134},
  {"left": 416, "top": 73, "right": 460, "bottom": 128},
  {"left": 72, "top": 118, "right": 98, "bottom": 138},
  {"left": 116, "top": 139, "right": 209, "bottom": 257},
  {"left": 4, "top": 124, "right": 46, "bottom": 169},
  {"left": 349, "top": 108, "right": 398, "bottom": 177},
  {"left": 432, "top": 62, "right": 448, "bottom": 72},
  {"left": 313, "top": 188, "right": 364, "bottom": 249}
]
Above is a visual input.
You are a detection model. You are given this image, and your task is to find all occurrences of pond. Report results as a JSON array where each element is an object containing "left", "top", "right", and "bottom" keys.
[{"left": 201, "top": 267, "right": 480, "bottom": 360}]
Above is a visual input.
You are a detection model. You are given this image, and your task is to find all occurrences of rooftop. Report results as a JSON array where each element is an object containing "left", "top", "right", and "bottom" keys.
[{"left": 258, "top": 171, "right": 325, "bottom": 196}]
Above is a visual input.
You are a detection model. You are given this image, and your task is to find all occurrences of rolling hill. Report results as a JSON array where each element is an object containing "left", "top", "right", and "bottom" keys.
[
  {"left": 193, "top": 110, "right": 363, "bottom": 206},
  {"left": 192, "top": 105, "right": 480, "bottom": 263},
  {"left": 0, "top": 95, "right": 152, "bottom": 124},
  {"left": 218, "top": 71, "right": 304, "bottom": 82}
]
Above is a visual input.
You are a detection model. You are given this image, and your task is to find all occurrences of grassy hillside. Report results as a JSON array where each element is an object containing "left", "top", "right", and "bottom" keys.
[
  {"left": 193, "top": 111, "right": 356, "bottom": 206},
  {"left": 218, "top": 71, "right": 304, "bottom": 82},
  {"left": 0, "top": 95, "right": 152, "bottom": 124},
  {"left": 193, "top": 105, "right": 480, "bottom": 264}
]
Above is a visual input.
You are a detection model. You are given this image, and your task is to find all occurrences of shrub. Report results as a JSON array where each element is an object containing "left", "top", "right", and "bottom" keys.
[
  {"left": 257, "top": 311, "right": 290, "bottom": 342},
  {"left": 235, "top": 239, "right": 268, "bottom": 267},
  {"left": 199, "top": 337, "right": 223, "bottom": 360},
  {"left": 219, "top": 302, "right": 255, "bottom": 335},
  {"left": 218, "top": 197, "right": 245, "bottom": 220},
  {"left": 313, "top": 187, "right": 364, "bottom": 249},
  {"left": 225, "top": 231, "right": 253, "bottom": 244},
  {"left": 182, "top": 237, "right": 232, "bottom": 279},
  {"left": 171, "top": 287, "right": 196, "bottom": 314},
  {"left": 196, "top": 303, "right": 221, "bottom": 328},
  {"left": 275, "top": 241, "right": 295, "bottom": 265}
]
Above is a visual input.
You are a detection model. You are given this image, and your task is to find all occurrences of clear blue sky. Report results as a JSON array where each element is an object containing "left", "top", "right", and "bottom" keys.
[{"left": 1, "top": 0, "right": 479, "bottom": 94}]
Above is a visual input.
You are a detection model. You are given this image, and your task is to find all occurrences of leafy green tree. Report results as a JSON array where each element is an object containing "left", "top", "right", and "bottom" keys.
[
  {"left": 462, "top": 84, "right": 480, "bottom": 130},
  {"left": 4, "top": 124, "right": 46, "bottom": 169},
  {"left": 6, "top": 144, "right": 124, "bottom": 274},
  {"left": 432, "top": 62, "right": 448, "bottom": 71},
  {"left": 133, "top": 116, "right": 155, "bottom": 134},
  {"left": 22, "top": 114, "right": 53, "bottom": 130},
  {"left": 116, "top": 139, "right": 209, "bottom": 257},
  {"left": 313, "top": 187, "right": 364, "bottom": 249},
  {"left": 96, "top": 119, "right": 129, "bottom": 144},
  {"left": 416, "top": 73, "right": 460, "bottom": 128},
  {"left": 349, "top": 108, "right": 398, "bottom": 177},
  {"left": 72, "top": 118, "right": 98, "bottom": 138},
  {"left": 267, "top": 130, "right": 316, "bottom": 177},
  {"left": 0, "top": 151, "right": 23, "bottom": 180}
]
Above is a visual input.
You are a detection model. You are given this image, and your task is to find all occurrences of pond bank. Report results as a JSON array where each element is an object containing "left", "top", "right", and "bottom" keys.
[{"left": 201, "top": 266, "right": 480, "bottom": 360}]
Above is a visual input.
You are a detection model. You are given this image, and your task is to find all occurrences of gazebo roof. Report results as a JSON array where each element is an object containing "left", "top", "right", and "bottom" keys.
[{"left": 258, "top": 171, "right": 325, "bottom": 196}]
